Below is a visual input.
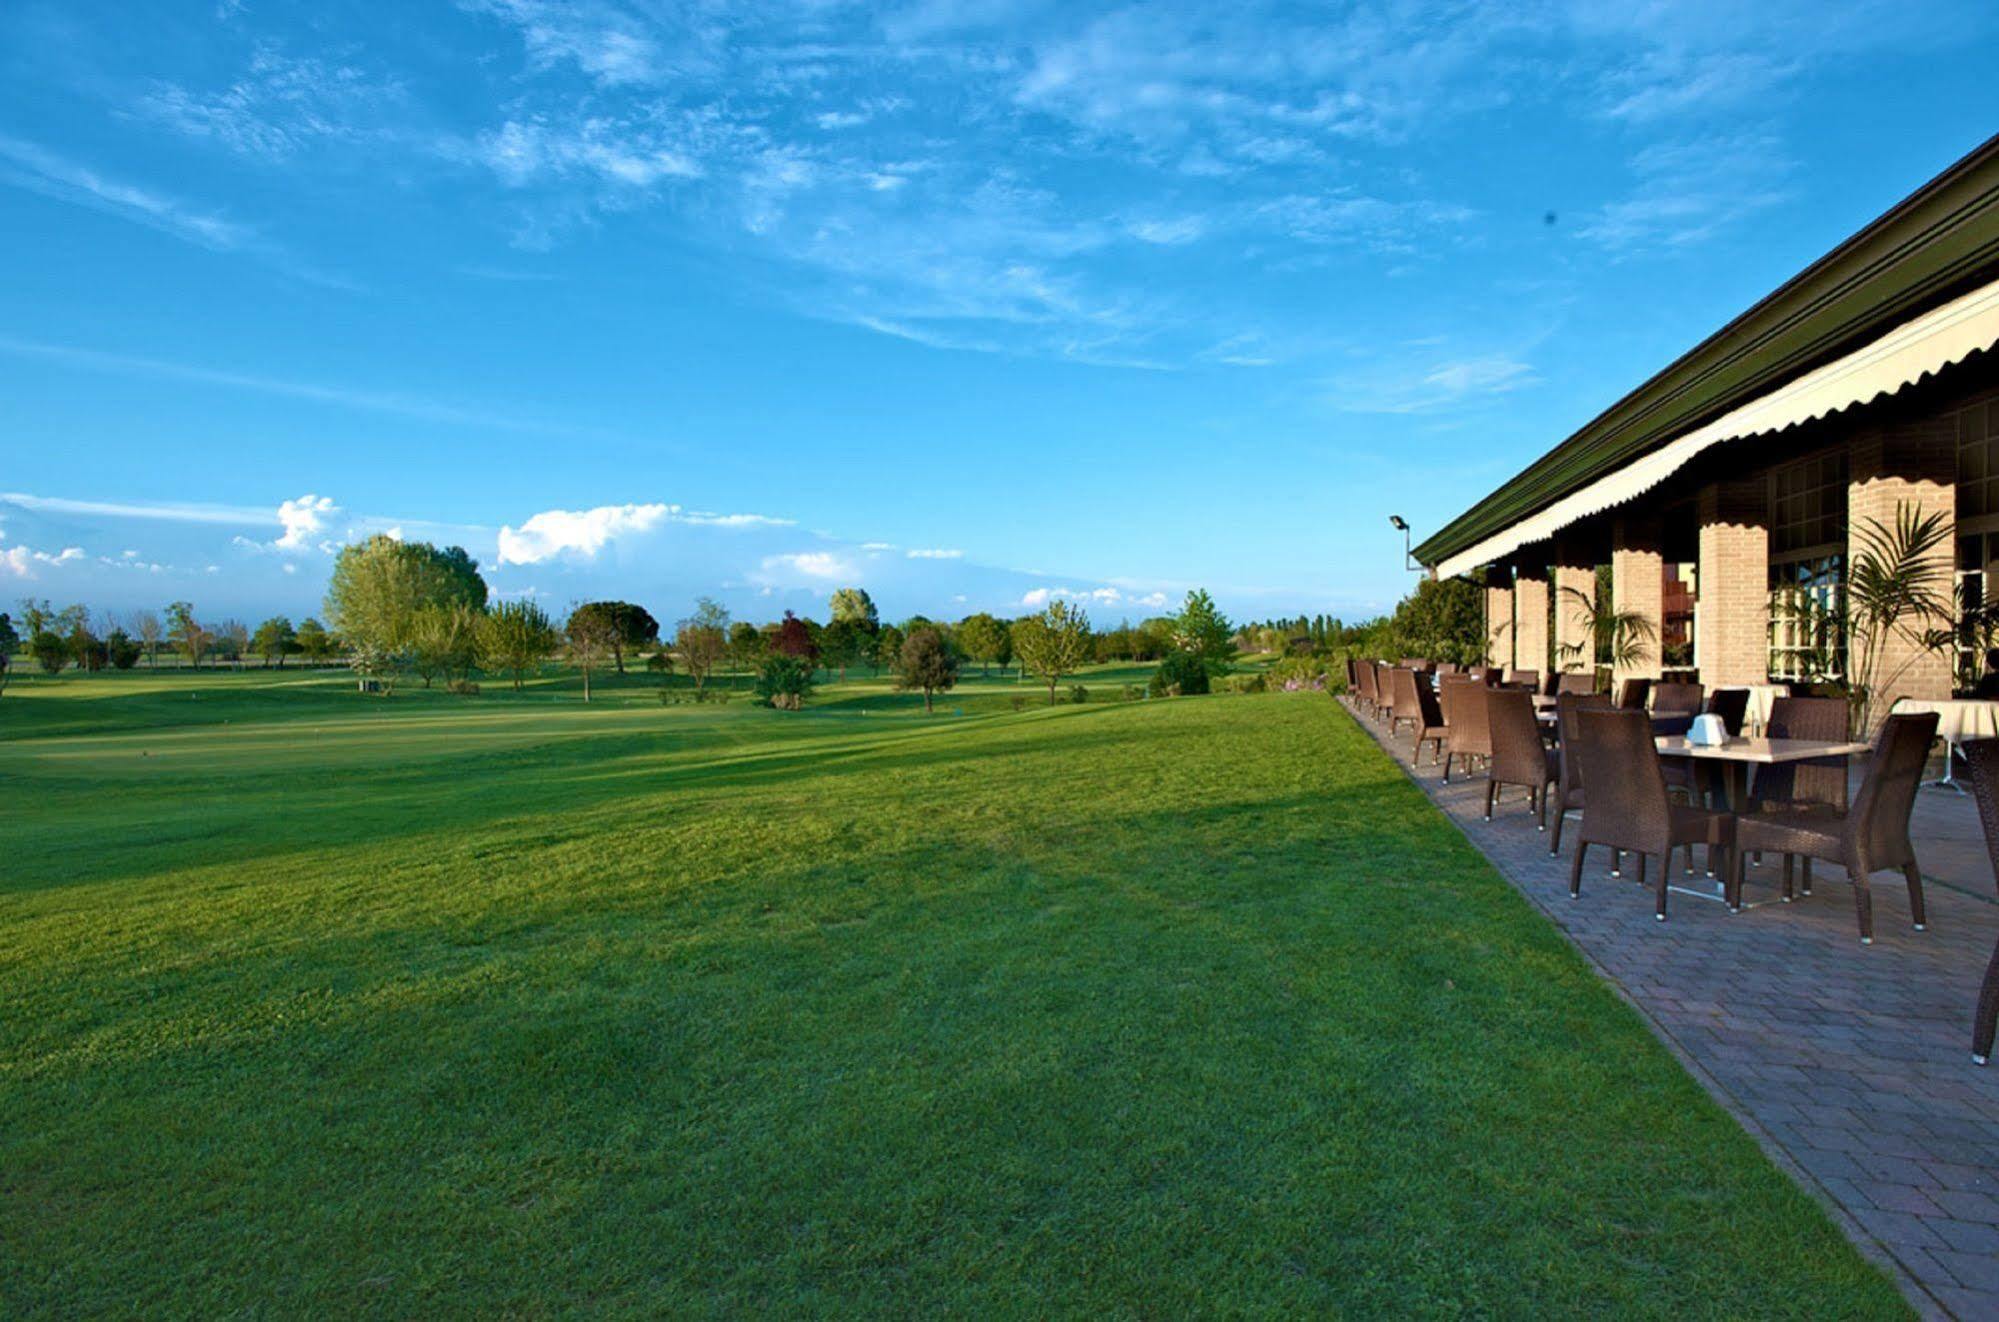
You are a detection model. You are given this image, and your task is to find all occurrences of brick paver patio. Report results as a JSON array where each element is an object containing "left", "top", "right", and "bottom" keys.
[{"left": 1345, "top": 699, "right": 1999, "bottom": 1319}]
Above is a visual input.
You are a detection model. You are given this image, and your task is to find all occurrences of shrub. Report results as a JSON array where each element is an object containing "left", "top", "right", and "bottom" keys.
[
  {"left": 1010, "top": 696, "right": 1026, "bottom": 712},
  {"left": 446, "top": 678, "right": 480, "bottom": 696},
  {"left": 1227, "top": 672, "right": 1266, "bottom": 694},
  {"left": 1120, "top": 684, "right": 1142, "bottom": 701},
  {"left": 1264, "top": 655, "right": 1334, "bottom": 692},
  {"left": 1069, "top": 684, "right": 1089, "bottom": 704},
  {"left": 752, "top": 654, "right": 815, "bottom": 710},
  {"left": 31, "top": 631, "right": 67, "bottom": 675},
  {"left": 107, "top": 630, "right": 142, "bottom": 670},
  {"left": 1149, "top": 650, "right": 1209, "bottom": 697}
]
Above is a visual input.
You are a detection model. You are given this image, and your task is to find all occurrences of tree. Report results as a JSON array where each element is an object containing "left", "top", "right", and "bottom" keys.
[
  {"left": 897, "top": 627, "right": 959, "bottom": 713},
  {"left": 565, "top": 603, "right": 618, "bottom": 703},
  {"left": 410, "top": 604, "right": 480, "bottom": 688},
  {"left": 0, "top": 614, "right": 12, "bottom": 699},
  {"left": 820, "top": 618, "right": 861, "bottom": 680},
  {"left": 752, "top": 654, "right": 815, "bottom": 710},
  {"left": 295, "top": 617, "right": 334, "bottom": 663},
  {"left": 568, "top": 601, "right": 659, "bottom": 674},
  {"left": 66, "top": 614, "right": 105, "bottom": 672},
  {"left": 215, "top": 619, "right": 249, "bottom": 664},
  {"left": 133, "top": 609, "right": 162, "bottom": 669},
  {"left": 252, "top": 617, "right": 297, "bottom": 668},
  {"left": 956, "top": 612, "right": 1008, "bottom": 676},
  {"left": 771, "top": 611, "right": 818, "bottom": 663},
  {"left": 31, "top": 630, "right": 68, "bottom": 675},
  {"left": 1172, "top": 589, "right": 1235, "bottom": 674},
  {"left": 17, "top": 598, "right": 51, "bottom": 637},
  {"left": 106, "top": 628, "right": 141, "bottom": 670},
  {"left": 875, "top": 623, "right": 905, "bottom": 675},
  {"left": 676, "top": 598, "right": 730, "bottom": 692},
  {"left": 1555, "top": 580, "right": 1650, "bottom": 688},
  {"left": 165, "top": 601, "right": 210, "bottom": 669},
  {"left": 326, "top": 535, "right": 490, "bottom": 676},
  {"left": 829, "top": 586, "right": 879, "bottom": 629},
  {"left": 1012, "top": 601, "right": 1093, "bottom": 705},
  {"left": 728, "top": 621, "right": 764, "bottom": 672},
  {"left": 481, "top": 600, "right": 558, "bottom": 690}
]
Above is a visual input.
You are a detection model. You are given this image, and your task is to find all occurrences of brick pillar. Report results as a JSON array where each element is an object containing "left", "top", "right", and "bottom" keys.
[
  {"left": 1696, "top": 479, "right": 1770, "bottom": 686},
  {"left": 1612, "top": 514, "right": 1664, "bottom": 685},
  {"left": 1484, "top": 578, "right": 1514, "bottom": 668},
  {"left": 1849, "top": 418, "right": 1956, "bottom": 715},
  {"left": 1552, "top": 558, "right": 1595, "bottom": 676},
  {"left": 1513, "top": 564, "right": 1550, "bottom": 678}
]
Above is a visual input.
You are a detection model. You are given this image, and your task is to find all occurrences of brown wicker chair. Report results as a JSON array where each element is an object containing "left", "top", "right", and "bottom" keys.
[
  {"left": 1956, "top": 739, "right": 1999, "bottom": 1064},
  {"left": 1413, "top": 677, "right": 1450, "bottom": 765},
  {"left": 1732, "top": 712, "right": 1940, "bottom": 943},
  {"left": 1445, "top": 679, "right": 1493, "bottom": 783},
  {"left": 1554, "top": 672, "right": 1594, "bottom": 697},
  {"left": 1652, "top": 681, "right": 1704, "bottom": 718},
  {"left": 1747, "top": 696, "right": 1850, "bottom": 896},
  {"left": 1546, "top": 692, "right": 1614, "bottom": 855},
  {"left": 1504, "top": 668, "right": 1540, "bottom": 692},
  {"left": 1568, "top": 708, "right": 1736, "bottom": 919},
  {"left": 1484, "top": 688, "right": 1557, "bottom": 823},
  {"left": 1354, "top": 661, "right": 1380, "bottom": 716},
  {"left": 1616, "top": 677, "right": 1652, "bottom": 710},
  {"left": 1705, "top": 688, "right": 1751, "bottom": 737},
  {"left": 1385, "top": 667, "right": 1426, "bottom": 737}
]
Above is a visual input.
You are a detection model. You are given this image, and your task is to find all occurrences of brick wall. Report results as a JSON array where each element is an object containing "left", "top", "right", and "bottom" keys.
[
  {"left": 1849, "top": 418, "right": 1956, "bottom": 717},
  {"left": 1513, "top": 566, "right": 1550, "bottom": 678},
  {"left": 1696, "top": 479, "right": 1770, "bottom": 686},
  {"left": 1484, "top": 581, "right": 1514, "bottom": 667},
  {"left": 1552, "top": 560, "right": 1595, "bottom": 675},
  {"left": 1612, "top": 515, "right": 1664, "bottom": 684}
]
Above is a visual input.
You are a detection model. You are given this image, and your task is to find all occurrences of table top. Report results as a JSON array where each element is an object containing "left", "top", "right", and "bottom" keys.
[{"left": 1654, "top": 735, "right": 1870, "bottom": 764}]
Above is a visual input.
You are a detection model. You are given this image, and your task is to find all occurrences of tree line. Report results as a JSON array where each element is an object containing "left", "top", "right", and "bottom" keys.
[{"left": 2, "top": 532, "right": 1248, "bottom": 709}]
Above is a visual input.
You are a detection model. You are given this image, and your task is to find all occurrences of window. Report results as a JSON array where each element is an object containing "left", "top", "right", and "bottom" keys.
[
  {"left": 1955, "top": 396, "right": 1999, "bottom": 692},
  {"left": 1767, "top": 452, "right": 1848, "bottom": 682}
]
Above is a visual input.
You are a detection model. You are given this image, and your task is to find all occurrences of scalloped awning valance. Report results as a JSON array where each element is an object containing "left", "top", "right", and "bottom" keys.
[{"left": 1435, "top": 275, "right": 1999, "bottom": 580}]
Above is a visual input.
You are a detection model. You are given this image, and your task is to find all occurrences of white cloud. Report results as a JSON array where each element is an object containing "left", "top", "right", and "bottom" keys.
[
  {"left": 860, "top": 541, "right": 896, "bottom": 552},
  {"left": 761, "top": 550, "right": 852, "bottom": 580},
  {"left": 1328, "top": 353, "right": 1538, "bottom": 414},
  {"left": 1127, "top": 216, "right": 1207, "bottom": 245},
  {"left": 275, "top": 493, "right": 339, "bottom": 551},
  {"left": 0, "top": 491, "right": 276, "bottom": 526},
  {"left": 905, "top": 547, "right": 963, "bottom": 559},
  {"left": 497, "top": 502, "right": 670, "bottom": 564},
  {"left": 0, "top": 544, "right": 85, "bottom": 578}
]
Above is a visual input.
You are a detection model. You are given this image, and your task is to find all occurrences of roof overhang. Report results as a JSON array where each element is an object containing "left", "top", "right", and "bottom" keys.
[{"left": 1415, "top": 132, "right": 1999, "bottom": 573}]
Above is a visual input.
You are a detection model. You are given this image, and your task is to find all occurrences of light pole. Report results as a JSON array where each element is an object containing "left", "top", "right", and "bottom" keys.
[{"left": 1388, "top": 515, "right": 1419, "bottom": 572}]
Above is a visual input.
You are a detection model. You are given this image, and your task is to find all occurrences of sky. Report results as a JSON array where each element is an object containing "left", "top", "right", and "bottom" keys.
[{"left": 1, "top": 0, "right": 1994, "bottom": 630}]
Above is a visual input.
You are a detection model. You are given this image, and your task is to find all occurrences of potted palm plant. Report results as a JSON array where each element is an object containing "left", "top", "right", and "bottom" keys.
[{"left": 1556, "top": 582, "right": 1655, "bottom": 693}]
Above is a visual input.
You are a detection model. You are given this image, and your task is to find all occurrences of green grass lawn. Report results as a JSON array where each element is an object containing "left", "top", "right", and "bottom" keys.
[{"left": 1, "top": 670, "right": 1905, "bottom": 1316}]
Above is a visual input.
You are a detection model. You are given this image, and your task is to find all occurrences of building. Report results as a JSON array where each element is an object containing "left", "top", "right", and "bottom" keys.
[{"left": 1414, "top": 134, "right": 1999, "bottom": 718}]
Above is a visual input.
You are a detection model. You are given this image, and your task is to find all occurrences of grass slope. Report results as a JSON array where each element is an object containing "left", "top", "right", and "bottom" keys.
[{"left": 0, "top": 672, "right": 1904, "bottom": 1316}]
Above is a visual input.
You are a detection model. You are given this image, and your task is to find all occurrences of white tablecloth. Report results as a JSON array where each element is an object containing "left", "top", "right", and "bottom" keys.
[
  {"left": 1890, "top": 698, "right": 1999, "bottom": 746},
  {"left": 1740, "top": 684, "right": 1791, "bottom": 736}
]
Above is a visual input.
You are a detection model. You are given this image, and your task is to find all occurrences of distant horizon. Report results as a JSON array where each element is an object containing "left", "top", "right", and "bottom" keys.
[{"left": 4, "top": 1, "right": 1993, "bottom": 623}]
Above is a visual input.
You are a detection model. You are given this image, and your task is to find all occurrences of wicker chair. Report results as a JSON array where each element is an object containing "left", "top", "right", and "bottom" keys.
[
  {"left": 1343, "top": 657, "right": 1358, "bottom": 697},
  {"left": 1568, "top": 708, "right": 1736, "bottom": 919},
  {"left": 1413, "top": 677, "right": 1450, "bottom": 765},
  {"left": 1445, "top": 679, "right": 1493, "bottom": 783},
  {"left": 1733, "top": 712, "right": 1940, "bottom": 943},
  {"left": 1956, "top": 739, "right": 1999, "bottom": 1064},
  {"left": 1385, "top": 667, "right": 1426, "bottom": 737},
  {"left": 1652, "top": 681, "right": 1704, "bottom": 718},
  {"left": 1484, "top": 688, "right": 1557, "bottom": 823},
  {"left": 1546, "top": 692, "right": 1614, "bottom": 855},
  {"left": 1354, "top": 661, "right": 1380, "bottom": 716},
  {"left": 1747, "top": 696, "right": 1850, "bottom": 896},
  {"left": 1503, "top": 668, "right": 1540, "bottom": 692},
  {"left": 1705, "top": 688, "right": 1751, "bottom": 737},
  {"left": 1554, "top": 672, "right": 1594, "bottom": 697},
  {"left": 1616, "top": 677, "right": 1652, "bottom": 710}
]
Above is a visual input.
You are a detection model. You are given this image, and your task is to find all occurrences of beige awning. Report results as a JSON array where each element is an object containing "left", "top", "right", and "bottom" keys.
[{"left": 1436, "top": 275, "right": 1999, "bottom": 580}]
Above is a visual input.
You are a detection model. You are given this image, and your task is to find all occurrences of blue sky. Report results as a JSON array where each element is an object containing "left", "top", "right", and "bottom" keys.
[{"left": 1, "top": 1, "right": 1993, "bottom": 628}]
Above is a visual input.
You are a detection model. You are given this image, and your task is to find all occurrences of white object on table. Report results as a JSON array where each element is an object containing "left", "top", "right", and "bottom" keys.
[
  {"left": 1687, "top": 713, "right": 1728, "bottom": 746},
  {"left": 1739, "top": 684, "right": 1790, "bottom": 736},
  {"left": 1889, "top": 697, "right": 1999, "bottom": 790}
]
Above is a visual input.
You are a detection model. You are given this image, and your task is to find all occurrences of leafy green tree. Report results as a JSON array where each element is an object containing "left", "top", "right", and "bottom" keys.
[
  {"left": 727, "top": 621, "right": 764, "bottom": 672},
  {"left": 295, "top": 617, "right": 334, "bottom": 662},
  {"left": 105, "top": 628, "right": 142, "bottom": 670},
  {"left": 565, "top": 603, "right": 619, "bottom": 702},
  {"left": 0, "top": 613, "right": 13, "bottom": 698},
  {"left": 165, "top": 601, "right": 209, "bottom": 669},
  {"left": 752, "top": 654, "right": 815, "bottom": 710},
  {"left": 252, "top": 616, "right": 297, "bottom": 668},
  {"left": 31, "top": 630, "right": 68, "bottom": 675},
  {"left": 133, "top": 609, "right": 162, "bottom": 668},
  {"left": 1171, "top": 589, "right": 1235, "bottom": 674},
  {"left": 956, "top": 612, "right": 1009, "bottom": 676},
  {"left": 326, "top": 535, "right": 490, "bottom": 675},
  {"left": 569, "top": 601, "right": 659, "bottom": 674},
  {"left": 1012, "top": 601, "right": 1093, "bottom": 705},
  {"left": 16, "top": 598, "right": 51, "bottom": 637},
  {"left": 828, "top": 586, "right": 879, "bottom": 629},
  {"left": 875, "top": 623, "right": 904, "bottom": 675},
  {"left": 820, "top": 618, "right": 861, "bottom": 680},
  {"left": 481, "top": 600, "right": 558, "bottom": 690},
  {"left": 676, "top": 598, "right": 730, "bottom": 692},
  {"left": 214, "top": 620, "right": 249, "bottom": 664},
  {"left": 410, "top": 605, "right": 480, "bottom": 688},
  {"left": 896, "top": 626, "right": 959, "bottom": 713}
]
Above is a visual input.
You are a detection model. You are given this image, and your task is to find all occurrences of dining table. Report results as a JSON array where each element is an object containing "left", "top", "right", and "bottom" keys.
[{"left": 1653, "top": 734, "right": 1873, "bottom": 812}]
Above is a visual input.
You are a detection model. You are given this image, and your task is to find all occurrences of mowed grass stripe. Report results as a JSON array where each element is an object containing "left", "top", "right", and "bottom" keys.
[{"left": 0, "top": 674, "right": 1905, "bottom": 1316}]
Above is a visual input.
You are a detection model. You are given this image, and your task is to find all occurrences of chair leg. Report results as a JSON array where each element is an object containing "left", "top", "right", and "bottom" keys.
[
  {"left": 1569, "top": 842, "right": 1587, "bottom": 899},
  {"left": 1682, "top": 842, "right": 1694, "bottom": 876},
  {"left": 1441, "top": 751, "right": 1453, "bottom": 783},
  {"left": 1724, "top": 846, "right": 1741, "bottom": 912},
  {"left": 1781, "top": 854, "right": 1794, "bottom": 902},
  {"left": 1549, "top": 806, "right": 1566, "bottom": 858},
  {"left": 1611, "top": 848, "right": 1621, "bottom": 878},
  {"left": 1802, "top": 858, "right": 1813, "bottom": 896},
  {"left": 1848, "top": 863, "right": 1874, "bottom": 945},
  {"left": 1635, "top": 852, "right": 1646, "bottom": 892},
  {"left": 1484, "top": 781, "right": 1497, "bottom": 821},
  {"left": 1904, "top": 863, "right": 1927, "bottom": 932},
  {"left": 1653, "top": 854, "right": 1669, "bottom": 921},
  {"left": 1976, "top": 938, "right": 1999, "bottom": 1065}
]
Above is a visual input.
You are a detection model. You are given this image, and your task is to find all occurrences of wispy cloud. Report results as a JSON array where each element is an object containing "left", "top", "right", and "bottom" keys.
[
  {"left": 0, "top": 133, "right": 253, "bottom": 251},
  {"left": 1327, "top": 352, "right": 1538, "bottom": 415},
  {"left": 1577, "top": 133, "right": 1793, "bottom": 253},
  {"left": 0, "top": 492, "right": 278, "bottom": 527},
  {"left": 905, "top": 547, "right": 963, "bottom": 559},
  {"left": 136, "top": 43, "right": 403, "bottom": 160}
]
